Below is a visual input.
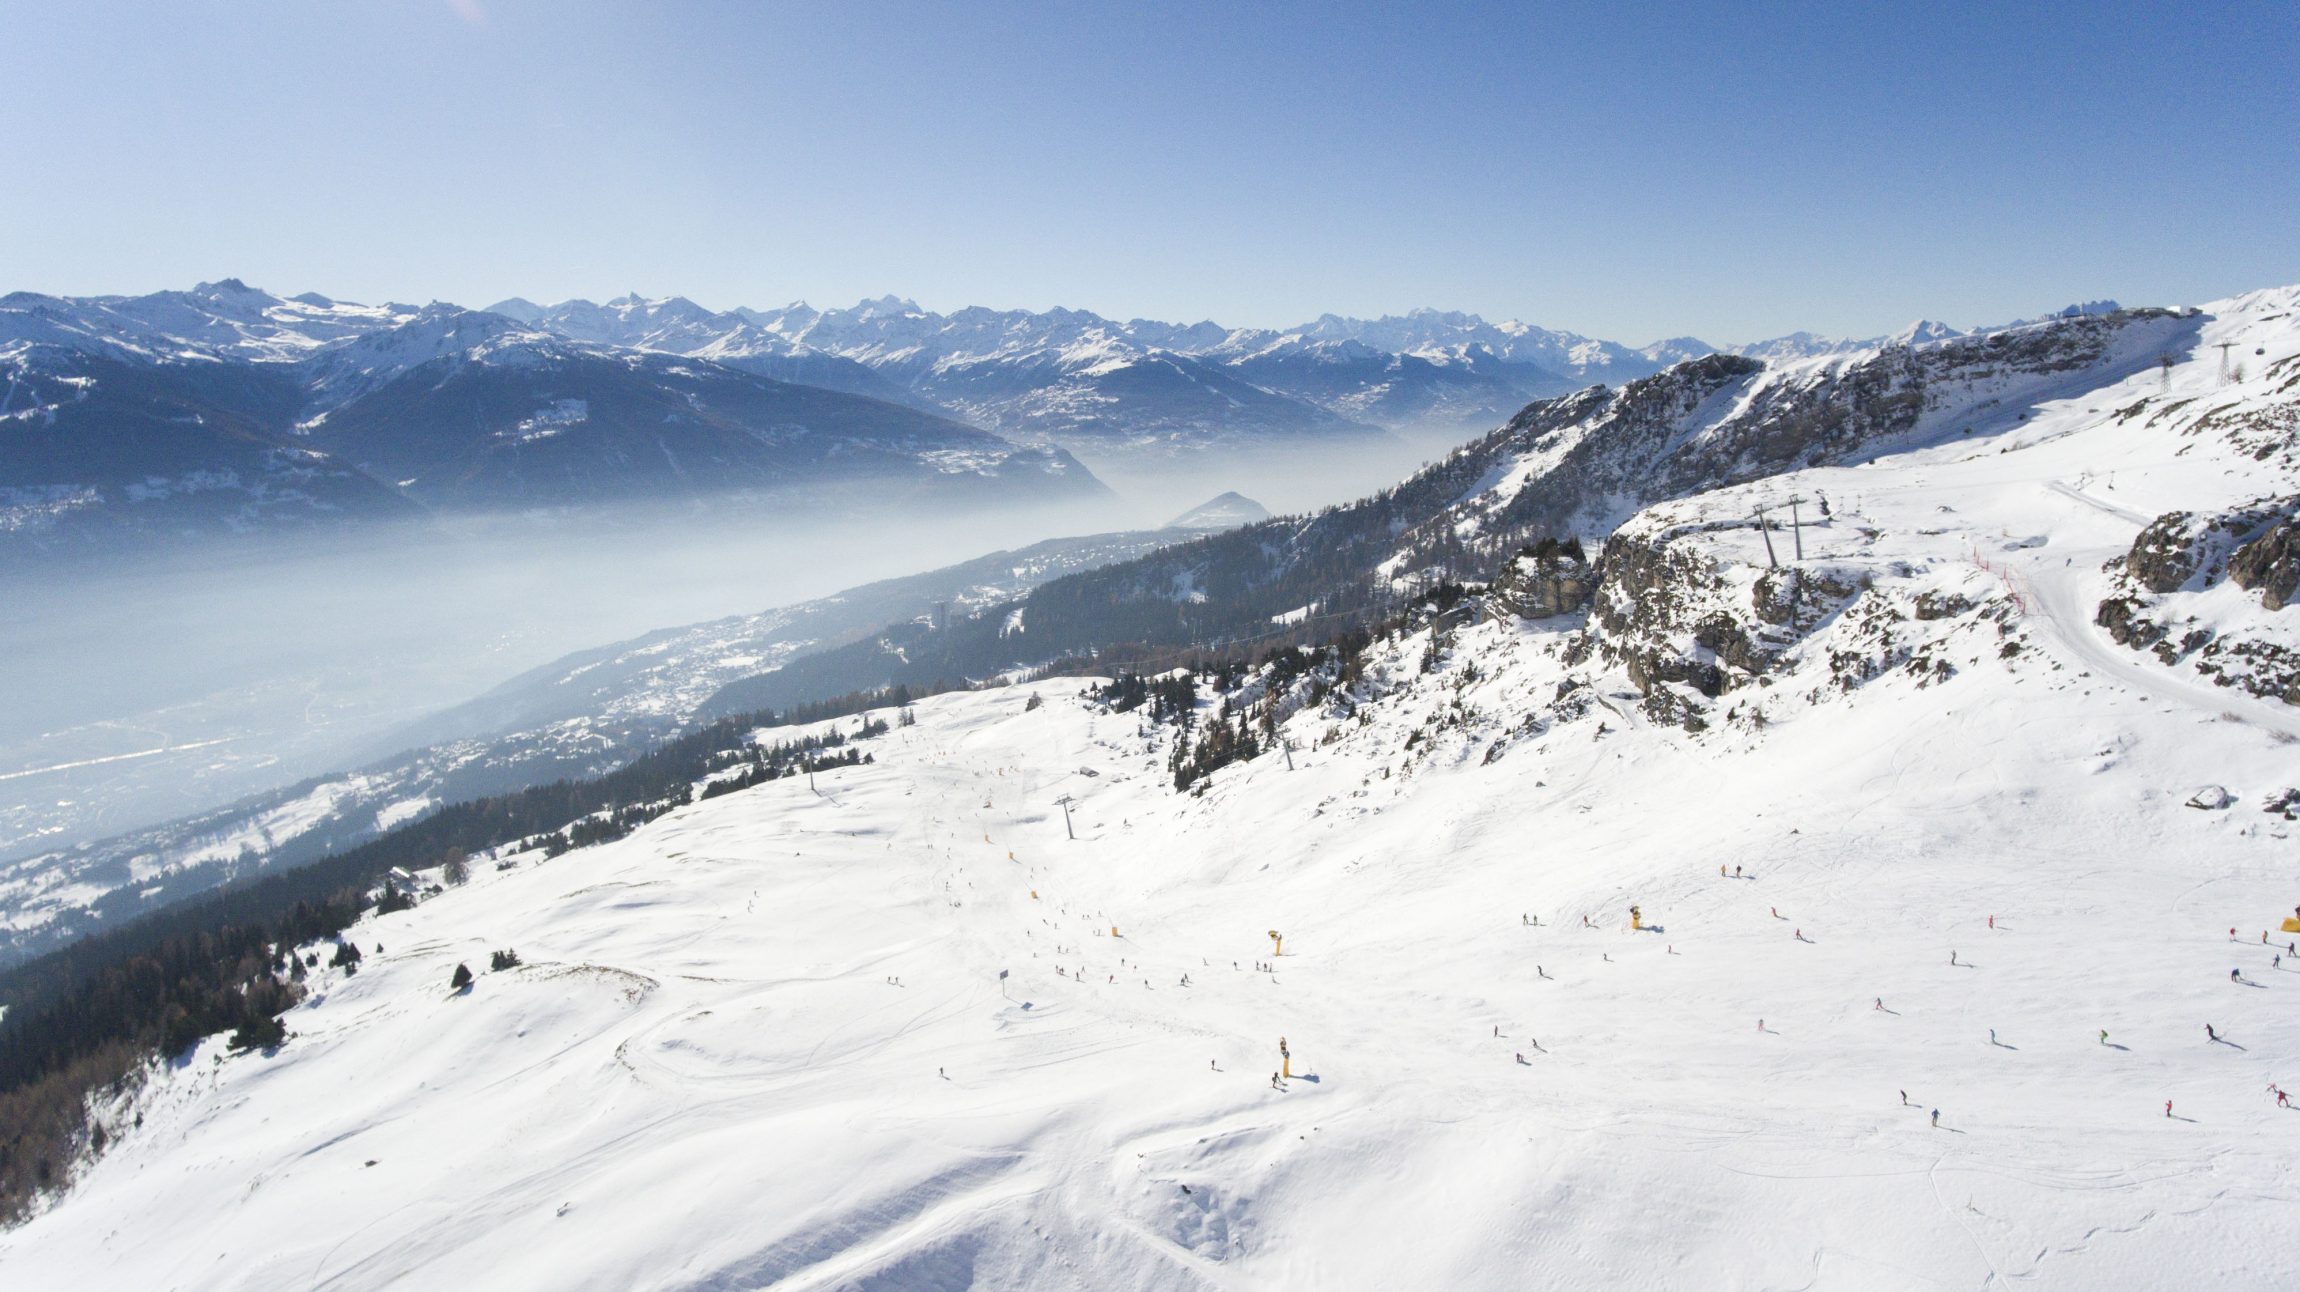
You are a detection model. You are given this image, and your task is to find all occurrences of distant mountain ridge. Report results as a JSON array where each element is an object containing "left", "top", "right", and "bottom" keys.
[
  {"left": 1, "top": 280, "right": 2136, "bottom": 550},
  {"left": 0, "top": 282, "right": 1104, "bottom": 551},
  {"left": 514, "top": 295, "right": 1706, "bottom": 448}
]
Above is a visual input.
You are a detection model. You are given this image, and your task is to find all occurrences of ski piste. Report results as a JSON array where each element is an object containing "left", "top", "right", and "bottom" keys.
[{"left": 6, "top": 287, "right": 2300, "bottom": 1287}]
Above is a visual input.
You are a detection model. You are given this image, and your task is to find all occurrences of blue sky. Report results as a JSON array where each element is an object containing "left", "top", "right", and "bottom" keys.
[{"left": 4, "top": 0, "right": 2293, "bottom": 343}]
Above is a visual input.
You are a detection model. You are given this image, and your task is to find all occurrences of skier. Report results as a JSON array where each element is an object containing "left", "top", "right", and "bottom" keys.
[
  {"left": 2206, "top": 1023, "right": 2217, "bottom": 1042},
  {"left": 1874, "top": 997, "right": 1884, "bottom": 1011},
  {"left": 1930, "top": 1109, "right": 1940, "bottom": 1128},
  {"left": 1271, "top": 1072, "right": 1282, "bottom": 1090},
  {"left": 1987, "top": 915, "right": 1994, "bottom": 930},
  {"left": 1899, "top": 1089, "right": 1909, "bottom": 1106},
  {"left": 1989, "top": 1028, "right": 1997, "bottom": 1045},
  {"left": 2100, "top": 1029, "right": 2109, "bottom": 1045},
  {"left": 1758, "top": 1019, "right": 1765, "bottom": 1033},
  {"left": 1720, "top": 864, "right": 1726, "bottom": 877},
  {"left": 1494, "top": 1025, "right": 1501, "bottom": 1037},
  {"left": 2165, "top": 1100, "right": 2174, "bottom": 1118},
  {"left": 1734, "top": 865, "right": 1742, "bottom": 878},
  {"left": 1950, "top": 950, "right": 1959, "bottom": 966},
  {"left": 2231, "top": 968, "right": 2242, "bottom": 983},
  {"left": 1515, "top": 1051, "right": 1525, "bottom": 1064},
  {"left": 1771, "top": 906, "right": 1781, "bottom": 919}
]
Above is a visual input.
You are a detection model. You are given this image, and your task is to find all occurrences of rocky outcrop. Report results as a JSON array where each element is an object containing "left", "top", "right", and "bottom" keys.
[
  {"left": 2095, "top": 495, "right": 2300, "bottom": 704},
  {"left": 2227, "top": 514, "right": 2300, "bottom": 610},
  {"left": 1491, "top": 539, "right": 1596, "bottom": 619},
  {"left": 2120, "top": 500, "right": 2298, "bottom": 594},
  {"left": 1584, "top": 521, "right": 1869, "bottom": 726}
]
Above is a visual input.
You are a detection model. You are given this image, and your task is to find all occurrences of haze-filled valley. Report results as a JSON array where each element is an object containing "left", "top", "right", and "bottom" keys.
[{"left": 0, "top": 500, "right": 1118, "bottom": 854}]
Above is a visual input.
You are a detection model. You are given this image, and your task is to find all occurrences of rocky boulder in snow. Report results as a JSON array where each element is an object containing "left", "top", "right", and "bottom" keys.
[
  {"left": 2227, "top": 511, "right": 2300, "bottom": 610},
  {"left": 2096, "top": 495, "right": 2300, "bottom": 704},
  {"left": 1490, "top": 539, "right": 1595, "bottom": 619}
]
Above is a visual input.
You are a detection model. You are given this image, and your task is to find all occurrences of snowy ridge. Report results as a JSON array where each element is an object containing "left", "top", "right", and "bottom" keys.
[{"left": 0, "top": 284, "right": 1110, "bottom": 548}]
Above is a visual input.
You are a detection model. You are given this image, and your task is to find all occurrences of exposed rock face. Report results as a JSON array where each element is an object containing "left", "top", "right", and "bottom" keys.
[
  {"left": 1562, "top": 497, "right": 2027, "bottom": 733},
  {"left": 1491, "top": 540, "right": 1595, "bottom": 619},
  {"left": 1433, "top": 308, "right": 2195, "bottom": 553},
  {"left": 2096, "top": 495, "right": 2300, "bottom": 704},
  {"left": 1912, "top": 590, "right": 1978, "bottom": 621},
  {"left": 2227, "top": 515, "right": 2300, "bottom": 610},
  {"left": 1583, "top": 521, "right": 1870, "bottom": 728},
  {"left": 2122, "top": 503, "right": 2282, "bottom": 594}
]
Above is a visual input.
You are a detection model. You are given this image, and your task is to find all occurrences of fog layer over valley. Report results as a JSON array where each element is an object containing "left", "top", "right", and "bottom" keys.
[{"left": 0, "top": 497, "right": 1138, "bottom": 860}]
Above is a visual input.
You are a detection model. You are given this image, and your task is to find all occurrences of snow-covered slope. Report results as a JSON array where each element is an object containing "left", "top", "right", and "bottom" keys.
[{"left": 6, "top": 288, "right": 2300, "bottom": 1287}]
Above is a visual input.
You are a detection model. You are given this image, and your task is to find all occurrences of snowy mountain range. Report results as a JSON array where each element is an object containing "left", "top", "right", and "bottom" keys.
[
  {"left": 4, "top": 284, "right": 2297, "bottom": 1284},
  {"left": 2, "top": 279, "right": 2136, "bottom": 553},
  {"left": 0, "top": 282, "right": 1103, "bottom": 552}
]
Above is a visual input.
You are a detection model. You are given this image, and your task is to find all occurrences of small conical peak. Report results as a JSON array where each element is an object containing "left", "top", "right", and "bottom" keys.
[
  {"left": 484, "top": 297, "right": 545, "bottom": 323},
  {"left": 1164, "top": 491, "right": 1274, "bottom": 530}
]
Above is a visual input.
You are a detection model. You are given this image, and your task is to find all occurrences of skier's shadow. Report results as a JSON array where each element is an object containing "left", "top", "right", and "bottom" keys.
[
  {"left": 2234, "top": 979, "right": 2268, "bottom": 989},
  {"left": 2102, "top": 1042, "right": 2131, "bottom": 1051},
  {"left": 2168, "top": 1114, "right": 2199, "bottom": 1123},
  {"left": 1989, "top": 1040, "right": 2019, "bottom": 1050},
  {"left": 2212, "top": 1038, "right": 2248, "bottom": 1050}
]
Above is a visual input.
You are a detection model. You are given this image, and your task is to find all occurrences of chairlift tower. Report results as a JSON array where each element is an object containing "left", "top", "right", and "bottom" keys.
[{"left": 1750, "top": 505, "right": 1780, "bottom": 569}]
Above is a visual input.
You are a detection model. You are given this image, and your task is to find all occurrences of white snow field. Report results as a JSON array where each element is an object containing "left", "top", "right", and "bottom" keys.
[{"left": 6, "top": 292, "right": 2300, "bottom": 1289}]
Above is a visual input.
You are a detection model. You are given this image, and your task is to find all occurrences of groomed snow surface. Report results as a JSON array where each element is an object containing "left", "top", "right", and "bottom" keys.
[
  {"left": 7, "top": 293, "right": 2300, "bottom": 1288},
  {"left": 8, "top": 648, "right": 2298, "bottom": 1284}
]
